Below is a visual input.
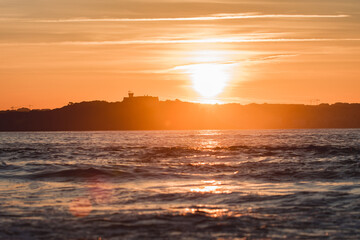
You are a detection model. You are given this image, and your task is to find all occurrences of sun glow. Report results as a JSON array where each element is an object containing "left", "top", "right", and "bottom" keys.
[
  {"left": 174, "top": 50, "right": 234, "bottom": 99},
  {"left": 190, "top": 63, "right": 231, "bottom": 97}
]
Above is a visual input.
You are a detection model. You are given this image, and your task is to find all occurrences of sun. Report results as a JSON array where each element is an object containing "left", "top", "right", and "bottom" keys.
[{"left": 190, "top": 63, "right": 230, "bottom": 98}]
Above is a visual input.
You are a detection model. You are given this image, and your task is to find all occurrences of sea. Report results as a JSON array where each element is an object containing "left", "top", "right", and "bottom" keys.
[{"left": 0, "top": 129, "right": 360, "bottom": 240}]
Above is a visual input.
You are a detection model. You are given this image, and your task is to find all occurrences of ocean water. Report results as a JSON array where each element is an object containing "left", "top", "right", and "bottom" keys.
[{"left": 0, "top": 129, "right": 360, "bottom": 240}]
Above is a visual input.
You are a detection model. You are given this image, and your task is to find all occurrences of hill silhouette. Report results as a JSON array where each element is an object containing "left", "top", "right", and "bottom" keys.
[{"left": 1, "top": 98, "right": 360, "bottom": 131}]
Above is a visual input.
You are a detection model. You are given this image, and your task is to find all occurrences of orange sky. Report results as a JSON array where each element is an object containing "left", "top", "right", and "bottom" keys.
[{"left": 0, "top": 0, "right": 360, "bottom": 110}]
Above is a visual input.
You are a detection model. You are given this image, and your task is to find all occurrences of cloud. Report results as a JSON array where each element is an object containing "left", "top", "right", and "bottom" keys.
[
  {"left": 2, "top": 38, "right": 359, "bottom": 46},
  {"left": 12, "top": 13, "right": 349, "bottom": 23},
  {"left": 172, "top": 54, "right": 298, "bottom": 69},
  {"left": 246, "top": 54, "right": 299, "bottom": 62}
]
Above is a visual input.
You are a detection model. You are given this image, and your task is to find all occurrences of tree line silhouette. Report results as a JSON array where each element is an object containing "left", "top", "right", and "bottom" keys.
[{"left": 1, "top": 100, "right": 360, "bottom": 131}]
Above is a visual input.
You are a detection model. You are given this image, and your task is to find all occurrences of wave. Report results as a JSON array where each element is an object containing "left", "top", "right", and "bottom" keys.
[
  {"left": 97, "top": 144, "right": 360, "bottom": 158},
  {"left": 2, "top": 144, "right": 360, "bottom": 162},
  {"left": 2, "top": 155, "right": 359, "bottom": 182},
  {"left": 218, "top": 144, "right": 360, "bottom": 156},
  {"left": 23, "top": 160, "right": 360, "bottom": 182},
  {"left": 25, "top": 166, "right": 195, "bottom": 181},
  {"left": 230, "top": 159, "right": 360, "bottom": 181},
  {"left": 29, "top": 167, "right": 124, "bottom": 180}
]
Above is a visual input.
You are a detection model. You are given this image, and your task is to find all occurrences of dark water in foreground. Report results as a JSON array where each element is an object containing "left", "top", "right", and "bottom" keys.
[{"left": 0, "top": 129, "right": 360, "bottom": 239}]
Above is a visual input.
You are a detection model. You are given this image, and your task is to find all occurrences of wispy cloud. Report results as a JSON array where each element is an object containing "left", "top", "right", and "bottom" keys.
[
  {"left": 2, "top": 38, "right": 359, "bottom": 46},
  {"left": 19, "top": 13, "right": 350, "bottom": 23},
  {"left": 172, "top": 54, "right": 298, "bottom": 70},
  {"left": 246, "top": 54, "right": 299, "bottom": 62}
]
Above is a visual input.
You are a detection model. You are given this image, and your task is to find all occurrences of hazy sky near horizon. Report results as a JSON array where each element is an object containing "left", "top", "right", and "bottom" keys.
[{"left": 0, "top": 0, "right": 360, "bottom": 109}]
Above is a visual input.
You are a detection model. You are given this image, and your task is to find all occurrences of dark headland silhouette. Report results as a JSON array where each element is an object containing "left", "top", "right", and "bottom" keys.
[{"left": 1, "top": 93, "right": 360, "bottom": 131}]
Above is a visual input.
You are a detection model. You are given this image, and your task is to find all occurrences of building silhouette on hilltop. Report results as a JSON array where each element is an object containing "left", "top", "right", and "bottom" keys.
[
  {"left": 1, "top": 99, "right": 360, "bottom": 131},
  {"left": 122, "top": 91, "right": 159, "bottom": 104}
]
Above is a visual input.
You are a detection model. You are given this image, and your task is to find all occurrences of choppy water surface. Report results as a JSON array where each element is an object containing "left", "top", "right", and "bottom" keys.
[{"left": 1, "top": 129, "right": 360, "bottom": 239}]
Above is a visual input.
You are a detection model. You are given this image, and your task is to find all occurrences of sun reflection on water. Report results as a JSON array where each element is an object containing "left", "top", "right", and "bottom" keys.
[
  {"left": 191, "top": 185, "right": 221, "bottom": 193},
  {"left": 181, "top": 207, "right": 231, "bottom": 218},
  {"left": 190, "top": 180, "right": 232, "bottom": 194}
]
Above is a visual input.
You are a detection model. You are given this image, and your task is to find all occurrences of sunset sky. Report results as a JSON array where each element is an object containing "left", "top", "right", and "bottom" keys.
[{"left": 0, "top": 0, "right": 359, "bottom": 110}]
